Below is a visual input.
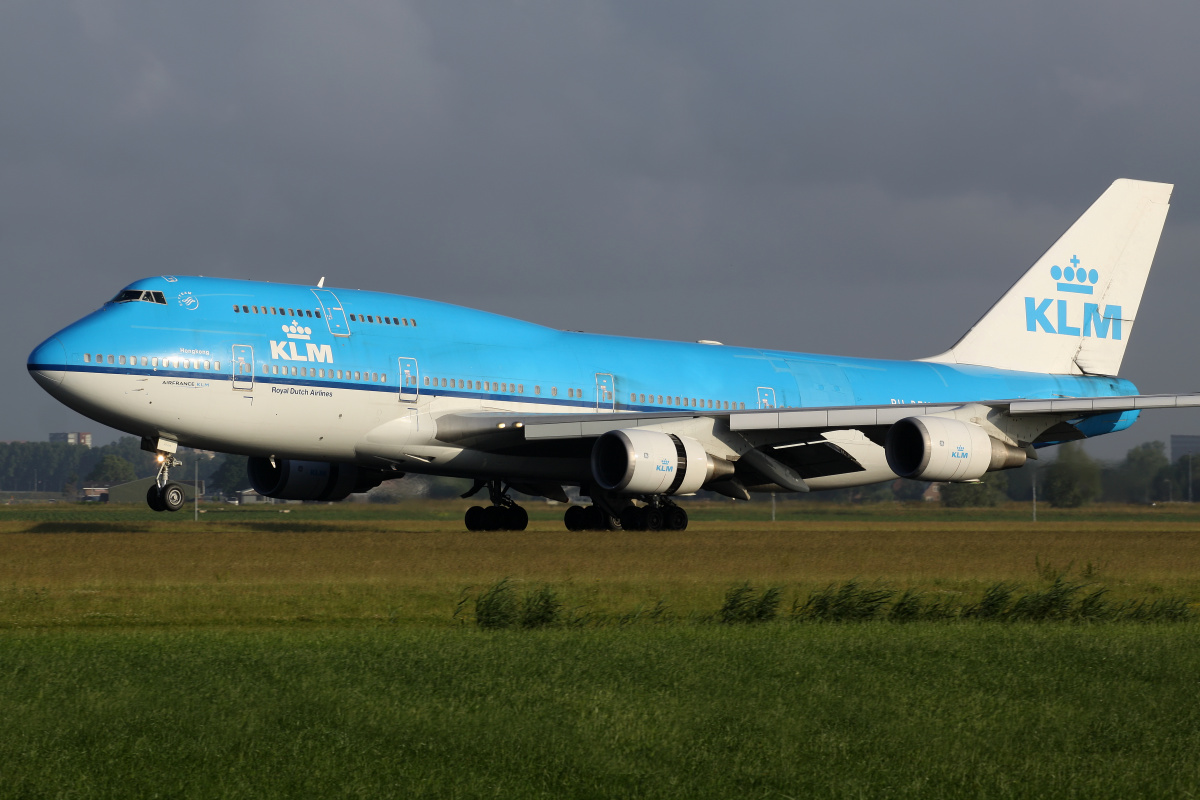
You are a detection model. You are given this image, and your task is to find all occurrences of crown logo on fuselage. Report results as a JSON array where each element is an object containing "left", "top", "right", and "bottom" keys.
[{"left": 283, "top": 321, "right": 311, "bottom": 341}]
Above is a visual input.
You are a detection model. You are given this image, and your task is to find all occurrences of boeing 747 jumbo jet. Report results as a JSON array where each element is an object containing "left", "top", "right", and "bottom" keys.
[{"left": 26, "top": 179, "right": 1199, "bottom": 530}]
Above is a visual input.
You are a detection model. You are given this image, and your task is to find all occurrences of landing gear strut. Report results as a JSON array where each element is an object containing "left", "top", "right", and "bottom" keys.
[
  {"left": 145, "top": 454, "right": 186, "bottom": 513},
  {"left": 463, "top": 479, "right": 529, "bottom": 531}
]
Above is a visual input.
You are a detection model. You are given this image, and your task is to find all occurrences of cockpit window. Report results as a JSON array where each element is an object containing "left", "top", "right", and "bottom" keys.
[{"left": 112, "top": 290, "right": 167, "bottom": 305}]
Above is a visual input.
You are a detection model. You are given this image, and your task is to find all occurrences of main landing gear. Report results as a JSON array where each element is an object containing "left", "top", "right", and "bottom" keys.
[
  {"left": 562, "top": 494, "right": 689, "bottom": 531},
  {"left": 146, "top": 454, "right": 187, "bottom": 513},
  {"left": 463, "top": 479, "right": 529, "bottom": 531}
]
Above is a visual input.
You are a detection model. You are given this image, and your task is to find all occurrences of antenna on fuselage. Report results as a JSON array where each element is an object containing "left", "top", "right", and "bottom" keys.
[{"left": 317, "top": 277, "right": 326, "bottom": 288}]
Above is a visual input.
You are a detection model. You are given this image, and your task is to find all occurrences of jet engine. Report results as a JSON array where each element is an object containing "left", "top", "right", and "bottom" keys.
[
  {"left": 247, "top": 458, "right": 390, "bottom": 501},
  {"left": 591, "top": 429, "right": 733, "bottom": 495},
  {"left": 885, "top": 416, "right": 1027, "bottom": 482}
]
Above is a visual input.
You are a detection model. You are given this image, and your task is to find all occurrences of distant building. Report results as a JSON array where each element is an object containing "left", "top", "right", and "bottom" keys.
[
  {"left": 1171, "top": 435, "right": 1200, "bottom": 462},
  {"left": 50, "top": 432, "right": 92, "bottom": 447}
]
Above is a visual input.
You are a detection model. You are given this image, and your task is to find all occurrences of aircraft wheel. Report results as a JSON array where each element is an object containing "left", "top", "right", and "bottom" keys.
[
  {"left": 508, "top": 505, "right": 529, "bottom": 531},
  {"left": 643, "top": 507, "right": 663, "bottom": 531},
  {"left": 665, "top": 506, "right": 688, "bottom": 531},
  {"left": 620, "top": 505, "right": 643, "bottom": 531},
  {"left": 482, "top": 505, "right": 504, "bottom": 531},
  {"left": 146, "top": 485, "right": 167, "bottom": 512},
  {"left": 161, "top": 483, "right": 187, "bottom": 512},
  {"left": 582, "top": 505, "right": 605, "bottom": 530},
  {"left": 563, "top": 505, "right": 586, "bottom": 531},
  {"left": 465, "top": 505, "right": 486, "bottom": 531}
]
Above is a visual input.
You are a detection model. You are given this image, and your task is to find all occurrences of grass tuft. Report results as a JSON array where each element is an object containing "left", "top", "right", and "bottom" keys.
[
  {"left": 795, "top": 581, "right": 895, "bottom": 622},
  {"left": 718, "top": 583, "right": 782, "bottom": 624},
  {"left": 474, "top": 578, "right": 519, "bottom": 629},
  {"left": 520, "top": 584, "right": 562, "bottom": 629}
]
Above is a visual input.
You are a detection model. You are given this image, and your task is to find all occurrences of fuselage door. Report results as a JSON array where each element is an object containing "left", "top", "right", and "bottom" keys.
[
  {"left": 595, "top": 373, "right": 615, "bottom": 410},
  {"left": 311, "top": 289, "right": 351, "bottom": 337},
  {"left": 232, "top": 345, "right": 254, "bottom": 391},
  {"left": 398, "top": 357, "right": 419, "bottom": 402},
  {"left": 756, "top": 386, "right": 776, "bottom": 409}
]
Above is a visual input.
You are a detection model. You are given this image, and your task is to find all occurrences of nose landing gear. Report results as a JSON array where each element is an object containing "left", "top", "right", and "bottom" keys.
[{"left": 145, "top": 454, "right": 187, "bottom": 513}]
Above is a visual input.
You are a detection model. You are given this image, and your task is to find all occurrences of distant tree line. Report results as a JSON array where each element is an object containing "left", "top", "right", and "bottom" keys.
[{"left": 0, "top": 438, "right": 218, "bottom": 496}]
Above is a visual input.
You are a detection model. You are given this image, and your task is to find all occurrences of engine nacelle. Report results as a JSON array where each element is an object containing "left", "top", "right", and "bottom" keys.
[
  {"left": 885, "top": 417, "right": 1027, "bottom": 482},
  {"left": 591, "top": 429, "right": 732, "bottom": 495},
  {"left": 247, "top": 458, "right": 389, "bottom": 501}
]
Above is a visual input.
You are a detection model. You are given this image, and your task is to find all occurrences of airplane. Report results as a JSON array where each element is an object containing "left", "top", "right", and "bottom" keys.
[{"left": 26, "top": 179, "right": 1200, "bottom": 530}]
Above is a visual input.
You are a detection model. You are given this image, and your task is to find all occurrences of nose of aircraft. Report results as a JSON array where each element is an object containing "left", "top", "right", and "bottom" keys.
[{"left": 28, "top": 337, "right": 67, "bottom": 390}]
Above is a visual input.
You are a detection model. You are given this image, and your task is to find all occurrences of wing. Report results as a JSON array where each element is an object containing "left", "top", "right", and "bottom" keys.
[{"left": 383, "top": 393, "right": 1200, "bottom": 496}]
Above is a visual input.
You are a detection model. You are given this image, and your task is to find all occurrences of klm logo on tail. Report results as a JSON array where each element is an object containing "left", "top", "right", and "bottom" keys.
[{"left": 1024, "top": 256, "right": 1122, "bottom": 340}]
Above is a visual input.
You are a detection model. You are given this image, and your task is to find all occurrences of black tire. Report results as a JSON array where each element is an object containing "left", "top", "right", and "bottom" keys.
[
  {"left": 578, "top": 505, "right": 600, "bottom": 530},
  {"left": 482, "top": 505, "right": 504, "bottom": 531},
  {"left": 643, "top": 507, "right": 663, "bottom": 531},
  {"left": 564, "top": 505, "right": 586, "bottom": 531},
  {"left": 665, "top": 506, "right": 688, "bottom": 531},
  {"left": 508, "top": 505, "right": 529, "bottom": 531},
  {"left": 465, "top": 505, "right": 486, "bottom": 531},
  {"left": 146, "top": 484, "right": 167, "bottom": 512},
  {"left": 620, "top": 505, "right": 643, "bottom": 531},
  {"left": 161, "top": 483, "right": 187, "bottom": 512}
]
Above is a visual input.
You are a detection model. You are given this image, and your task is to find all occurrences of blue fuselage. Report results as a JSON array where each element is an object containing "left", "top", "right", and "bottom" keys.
[{"left": 28, "top": 276, "right": 1140, "bottom": 458}]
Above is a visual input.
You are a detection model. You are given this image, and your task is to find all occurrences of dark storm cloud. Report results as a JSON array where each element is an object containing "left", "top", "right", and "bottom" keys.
[{"left": 4, "top": 1, "right": 1200, "bottom": 455}]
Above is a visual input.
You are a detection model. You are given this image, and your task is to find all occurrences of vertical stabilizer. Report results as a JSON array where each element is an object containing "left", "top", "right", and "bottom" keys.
[{"left": 923, "top": 179, "right": 1172, "bottom": 375}]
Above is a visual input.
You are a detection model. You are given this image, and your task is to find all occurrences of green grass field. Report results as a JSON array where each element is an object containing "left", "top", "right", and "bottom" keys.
[{"left": 3, "top": 501, "right": 1199, "bottom": 798}]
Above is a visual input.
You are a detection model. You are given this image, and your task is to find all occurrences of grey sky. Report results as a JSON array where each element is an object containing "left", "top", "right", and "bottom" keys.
[{"left": 4, "top": 1, "right": 1199, "bottom": 459}]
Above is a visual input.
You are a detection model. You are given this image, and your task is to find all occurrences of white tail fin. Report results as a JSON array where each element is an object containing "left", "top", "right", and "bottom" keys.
[{"left": 923, "top": 179, "right": 1172, "bottom": 376}]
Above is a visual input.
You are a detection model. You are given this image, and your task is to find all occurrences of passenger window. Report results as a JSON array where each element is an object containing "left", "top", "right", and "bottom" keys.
[
  {"left": 441, "top": 378, "right": 447, "bottom": 387},
  {"left": 403, "top": 318, "right": 409, "bottom": 326},
  {"left": 424, "top": 376, "right": 429, "bottom": 386},
  {"left": 306, "top": 310, "right": 313, "bottom": 317},
  {"left": 233, "top": 305, "right": 240, "bottom": 312},
  {"left": 380, "top": 374, "right": 386, "bottom": 383},
  {"left": 271, "top": 307, "right": 277, "bottom": 314},
  {"left": 315, "top": 311, "right": 321, "bottom": 319},
  {"left": 384, "top": 317, "right": 391, "bottom": 325},
  {"left": 319, "top": 369, "right": 325, "bottom": 378},
  {"left": 271, "top": 365, "right": 278, "bottom": 375},
  {"left": 367, "top": 315, "right": 374, "bottom": 323},
  {"left": 629, "top": 393, "right": 635, "bottom": 402},
  {"left": 253, "top": 306, "right": 259, "bottom": 314},
  {"left": 262, "top": 364, "right": 269, "bottom": 374},
  {"left": 118, "top": 355, "right": 126, "bottom": 365},
  {"left": 535, "top": 386, "right": 541, "bottom": 395},
  {"left": 551, "top": 387, "right": 557, "bottom": 396},
  {"left": 355, "top": 371, "right": 361, "bottom": 381},
  {"left": 204, "top": 360, "right": 211, "bottom": 370},
  {"left": 518, "top": 384, "right": 524, "bottom": 394},
  {"left": 152, "top": 357, "right": 158, "bottom": 367},
  {"left": 242, "top": 306, "right": 249, "bottom": 313},
  {"left": 214, "top": 361, "right": 220, "bottom": 371},
  {"left": 639, "top": 393, "right": 645, "bottom": 403},
  {"left": 84, "top": 353, "right": 91, "bottom": 363},
  {"left": 410, "top": 319, "right": 417, "bottom": 327}
]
